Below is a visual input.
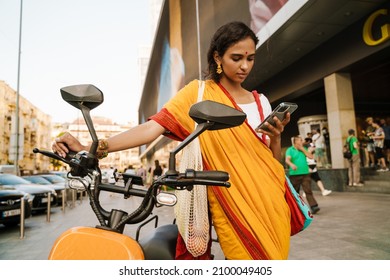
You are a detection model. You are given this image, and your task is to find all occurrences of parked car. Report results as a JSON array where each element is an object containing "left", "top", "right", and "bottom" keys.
[
  {"left": 39, "top": 174, "right": 67, "bottom": 185},
  {"left": 49, "top": 171, "right": 68, "bottom": 179},
  {"left": 23, "top": 175, "right": 66, "bottom": 206},
  {"left": 44, "top": 172, "right": 84, "bottom": 200},
  {"left": 0, "top": 174, "right": 57, "bottom": 212},
  {"left": 101, "top": 168, "right": 118, "bottom": 184},
  {"left": 0, "top": 165, "right": 16, "bottom": 175},
  {"left": 0, "top": 187, "right": 32, "bottom": 226},
  {"left": 41, "top": 173, "right": 77, "bottom": 200}
]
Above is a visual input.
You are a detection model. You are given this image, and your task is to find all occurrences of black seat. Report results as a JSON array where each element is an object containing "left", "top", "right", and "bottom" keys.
[{"left": 138, "top": 224, "right": 178, "bottom": 260}]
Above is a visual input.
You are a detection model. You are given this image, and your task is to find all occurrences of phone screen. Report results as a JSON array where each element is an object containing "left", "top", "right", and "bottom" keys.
[{"left": 255, "top": 102, "right": 297, "bottom": 132}]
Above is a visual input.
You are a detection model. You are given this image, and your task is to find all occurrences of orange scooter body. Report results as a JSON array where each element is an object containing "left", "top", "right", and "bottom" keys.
[{"left": 48, "top": 226, "right": 144, "bottom": 260}]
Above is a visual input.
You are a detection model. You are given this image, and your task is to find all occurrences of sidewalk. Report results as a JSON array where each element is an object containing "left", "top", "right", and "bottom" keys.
[{"left": 1, "top": 190, "right": 389, "bottom": 260}]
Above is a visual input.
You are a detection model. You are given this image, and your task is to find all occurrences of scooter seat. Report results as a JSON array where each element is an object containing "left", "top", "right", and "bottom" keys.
[{"left": 138, "top": 224, "right": 178, "bottom": 260}]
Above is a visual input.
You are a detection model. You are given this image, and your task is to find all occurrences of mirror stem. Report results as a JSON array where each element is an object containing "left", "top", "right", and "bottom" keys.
[
  {"left": 80, "top": 105, "right": 99, "bottom": 154},
  {"left": 166, "top": 121, "right": 214, "bottom": 175}
]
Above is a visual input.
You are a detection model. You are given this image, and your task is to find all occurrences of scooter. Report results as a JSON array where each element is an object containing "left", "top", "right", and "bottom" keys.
[{"left": 34, "top": 84, "right": 246, "bottom": 260}]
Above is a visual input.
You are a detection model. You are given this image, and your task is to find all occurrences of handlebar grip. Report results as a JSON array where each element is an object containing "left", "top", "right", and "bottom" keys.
[
  {"left": 65, "top": 150, "right": 77, "bottom": 161},
  {"left": 184, "top": 170, "right": 229, "bottom": 182},
  {"left": 98, "top": 184, "right": 147, "bottom": 198}
]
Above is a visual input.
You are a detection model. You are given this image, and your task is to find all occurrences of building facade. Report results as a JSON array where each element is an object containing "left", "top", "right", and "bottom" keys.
[
  {"left": 52, "top": 116, "right": 140, "bottom": 172},
  {"left": 138, "top": 0, "right": 390, "bottom": 170},
  {"left": 0, "top": 80, "right": 52, "bottom": 174},
  {"left": 1, "top": 81, "right": 140, "bottom": 175}
]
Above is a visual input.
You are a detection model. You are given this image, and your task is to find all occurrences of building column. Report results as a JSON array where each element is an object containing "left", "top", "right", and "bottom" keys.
[{"left": 324, "top": 72, "right": 356, "bottom": 169}]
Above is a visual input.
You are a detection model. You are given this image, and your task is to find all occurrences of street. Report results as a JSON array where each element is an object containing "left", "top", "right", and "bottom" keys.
[{"left": 1, "top": 190, "right": 390, "bottom": 260}]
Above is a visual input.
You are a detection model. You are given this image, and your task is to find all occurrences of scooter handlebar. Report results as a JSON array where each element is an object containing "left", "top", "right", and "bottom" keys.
[
  {"left": 183, "top": 169, "right": 229, "bottom": 181},
  {"left": 162, "top": 170, "right": 231, "bottom": 188},
  {"left": 98, "top": 183, "right": 147, "bottom": 197},
  {"left": 98, "top": 170, "right": 230, "bottom": 197},
  {"left": 99, "top": 180, "right": 230, "bottom": 197}
]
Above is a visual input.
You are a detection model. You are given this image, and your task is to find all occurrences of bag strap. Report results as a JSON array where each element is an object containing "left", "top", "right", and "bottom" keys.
[
  {"left": 195, "top": 80, "right": 205, "bottom": 130},
  {"left": 253, "top": 92, "right": 267, "bottom": 143},
  {"left": 197, "top": 80, "right": 205, "bottom": 102},
  {"left": 346, "top": 136, "right": 354, "bottom": 151}
]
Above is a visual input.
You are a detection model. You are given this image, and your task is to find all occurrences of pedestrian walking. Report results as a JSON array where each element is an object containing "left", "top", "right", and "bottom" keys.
[{"left": 286, "top": 135, "right": 320, "bottom": 214}]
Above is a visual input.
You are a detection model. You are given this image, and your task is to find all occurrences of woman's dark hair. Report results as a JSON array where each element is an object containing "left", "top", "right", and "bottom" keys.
[{"left": 205, "top": 21, "right": 259, "bottom": 83}]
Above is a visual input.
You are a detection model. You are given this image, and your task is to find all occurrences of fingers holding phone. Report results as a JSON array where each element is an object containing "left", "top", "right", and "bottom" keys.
[
  {"left": 258, "top": 113, "right": 289, "bottom": 137},
  {"left": 255, "top": 102, "right": 297, "bottom": 137}
]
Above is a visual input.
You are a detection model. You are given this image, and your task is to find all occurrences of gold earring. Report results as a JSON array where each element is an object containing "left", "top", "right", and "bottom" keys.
[{"left": 216, "top": 63, "right": 223, "bottom": 74}]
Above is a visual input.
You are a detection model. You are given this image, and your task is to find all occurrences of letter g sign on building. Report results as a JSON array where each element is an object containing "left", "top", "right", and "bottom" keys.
[{"left": 363, "top": 8, "right": 390, "bottom": 46}]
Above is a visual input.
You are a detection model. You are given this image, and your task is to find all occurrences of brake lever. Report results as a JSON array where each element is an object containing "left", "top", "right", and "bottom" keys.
[{"left": 33, "top": 148, "right": 74, "bottom": 165}]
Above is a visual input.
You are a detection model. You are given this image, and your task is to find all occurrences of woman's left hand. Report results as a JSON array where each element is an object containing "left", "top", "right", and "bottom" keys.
[
  {"left": 257, "top": 113, "right": 291, "bottom": 161},
  {"left": 257, "top": 112, "right": 291, "bottom": 140}
]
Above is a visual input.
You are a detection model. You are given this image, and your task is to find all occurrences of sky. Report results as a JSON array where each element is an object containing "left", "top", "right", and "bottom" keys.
[{"left": 0, "top": 0, "right": 158, "bottom": 124}]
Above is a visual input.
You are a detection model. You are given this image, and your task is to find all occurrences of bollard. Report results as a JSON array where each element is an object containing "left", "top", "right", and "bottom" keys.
[
  {"left": 72, "top": 189, "right": 76, "bottom": 208},
  {"left": 20, "top": 197, "right": 25, "bottom": 239},
  {"left": 78, "top": 190, "right": 84, "bottom": 204},
  {"left": 61, "top": 189, "right": 66, "bottom": 212},
  {"left": 46, "top": 192, "right": 51, "bottom": 222}
]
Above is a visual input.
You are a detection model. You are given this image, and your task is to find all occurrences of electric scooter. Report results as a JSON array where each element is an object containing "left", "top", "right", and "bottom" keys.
[{"left": 34, "top": 84, "right": 246, "bottom": 260}]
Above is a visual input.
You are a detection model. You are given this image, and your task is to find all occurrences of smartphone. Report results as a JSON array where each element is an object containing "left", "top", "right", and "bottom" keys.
[{"left": 255, "top": 102, "right": 298, "bottom": 132}]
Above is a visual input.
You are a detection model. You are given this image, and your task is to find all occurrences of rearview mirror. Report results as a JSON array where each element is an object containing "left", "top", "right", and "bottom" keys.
[
  {"left": 189, "top": 100, "right": 246, "bottom": 130},
  {"left": 60, "top": 84, "right": 104, "bottom": 156},
  {"left": 60, "top": 84, "right": 104, "bottom": 110}
]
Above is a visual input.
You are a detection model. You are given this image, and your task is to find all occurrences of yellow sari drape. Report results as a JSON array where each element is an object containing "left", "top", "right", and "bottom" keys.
[{"left": 150, "top": 79, "right": 290, "bottom": 260}]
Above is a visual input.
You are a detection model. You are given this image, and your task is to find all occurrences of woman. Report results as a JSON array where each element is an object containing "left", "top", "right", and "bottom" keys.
[{"left": 52, "top": 21, "right": 291, "bottom": 260}]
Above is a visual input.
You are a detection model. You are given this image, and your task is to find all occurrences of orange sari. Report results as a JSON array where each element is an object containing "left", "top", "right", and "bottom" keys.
[{"left": 150, "top": 79, "right": 290, "bottom": 259}]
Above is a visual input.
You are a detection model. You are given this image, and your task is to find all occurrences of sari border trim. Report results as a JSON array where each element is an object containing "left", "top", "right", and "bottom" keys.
[
  {"left": 211, "top": 186, "right": 269, "bottom": 260},
  {"left": 203, "top": 157, "right": 268, "bottom": 260},
  {"left": 149, "top": 108, "right": 189, "bottom": 141}
]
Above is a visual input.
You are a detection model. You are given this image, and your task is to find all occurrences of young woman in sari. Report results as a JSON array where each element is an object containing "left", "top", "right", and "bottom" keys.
[{"left": 52, "top": 21, "right": 292, "bottom": 260}]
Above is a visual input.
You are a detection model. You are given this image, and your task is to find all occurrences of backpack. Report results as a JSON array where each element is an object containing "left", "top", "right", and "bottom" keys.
[{"left": 343, "top": 138, "right": 353, "bottom": 159}]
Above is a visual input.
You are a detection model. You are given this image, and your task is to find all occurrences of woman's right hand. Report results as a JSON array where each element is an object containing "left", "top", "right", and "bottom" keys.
[{"left": 52, "top": 132, "right": 86, "bottom": 158}]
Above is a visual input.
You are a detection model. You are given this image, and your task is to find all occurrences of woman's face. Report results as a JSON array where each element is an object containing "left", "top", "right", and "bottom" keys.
[{"left": 218, "top": 37, "right": 256, "bottom": 84}]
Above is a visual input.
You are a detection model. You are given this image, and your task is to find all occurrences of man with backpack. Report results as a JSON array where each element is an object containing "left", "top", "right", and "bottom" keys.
[{"left": 346, "top": 129, "right": 364, "bottom": 187}]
